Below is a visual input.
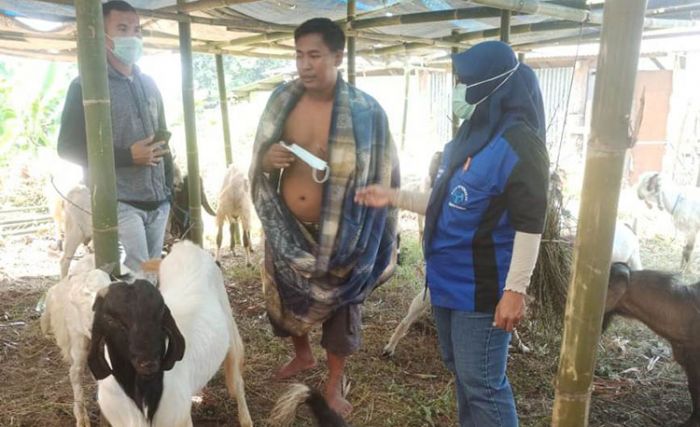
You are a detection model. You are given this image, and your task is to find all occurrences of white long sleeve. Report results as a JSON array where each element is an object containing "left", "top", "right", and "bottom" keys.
[{"left": 504, "top": 231, "right": 542, "bottom": 295}]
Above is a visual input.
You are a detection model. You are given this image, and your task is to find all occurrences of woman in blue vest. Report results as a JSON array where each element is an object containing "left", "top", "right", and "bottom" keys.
[{"left": 355, "top": 41, "right": 548, "bottom": 426}]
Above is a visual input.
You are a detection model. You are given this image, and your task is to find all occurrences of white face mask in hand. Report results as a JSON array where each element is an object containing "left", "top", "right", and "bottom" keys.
[
  {"left": 452, "top": 62, "right": 520, "bottom": 120},
  {"left": 280, "top": 142, "right": 330, "bottom": 183}
]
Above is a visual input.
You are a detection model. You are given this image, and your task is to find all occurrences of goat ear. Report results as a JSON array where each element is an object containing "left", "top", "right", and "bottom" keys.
[
  {"left": 161, "top": 306, "right": 185, "bottom": 371},
  {"left": 88, "top": 295, "right": 112, "bottom": 380}
]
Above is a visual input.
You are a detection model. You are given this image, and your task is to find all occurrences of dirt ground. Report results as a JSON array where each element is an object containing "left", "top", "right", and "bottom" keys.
[{"left": 0, "top": 219, "right": 698, "bottom": 426}]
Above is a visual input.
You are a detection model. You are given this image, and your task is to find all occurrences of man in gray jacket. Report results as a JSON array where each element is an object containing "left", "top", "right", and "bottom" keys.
[{"left": 57, "top": 0, "right": 172, "bottom": 272}]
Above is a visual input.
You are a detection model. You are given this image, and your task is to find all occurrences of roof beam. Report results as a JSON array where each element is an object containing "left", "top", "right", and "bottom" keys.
[
  {"left": 350, "top": 7, "right": 505, "bottom": 29},
  {"left": 468, "top": 0, "right": 696, "bottom": 28},
  {"left": 159, "top": 0, "right": 259, "bottom": 13},
  {"left": 362, "top": 19, "right": 586, "bottom": 56}
]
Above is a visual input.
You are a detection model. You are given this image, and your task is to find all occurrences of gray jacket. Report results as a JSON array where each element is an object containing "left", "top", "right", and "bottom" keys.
[{"left": 57, "top": 63, "right": 172, "bottom": 206}]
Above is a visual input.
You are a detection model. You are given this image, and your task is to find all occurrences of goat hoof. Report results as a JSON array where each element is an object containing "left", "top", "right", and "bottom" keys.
[{"left": 381, "top": 347, "right": 395, "bottom": 358}]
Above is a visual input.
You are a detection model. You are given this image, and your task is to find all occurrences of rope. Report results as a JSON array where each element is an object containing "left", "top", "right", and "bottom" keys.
[{"left": 49, "top": 176, "right": 92, "bottom": 216}]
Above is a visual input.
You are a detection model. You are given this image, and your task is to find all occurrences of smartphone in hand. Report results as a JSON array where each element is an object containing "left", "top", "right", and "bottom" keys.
[{"left": 153, "top": 129, "right": 172, "bottom": 145}]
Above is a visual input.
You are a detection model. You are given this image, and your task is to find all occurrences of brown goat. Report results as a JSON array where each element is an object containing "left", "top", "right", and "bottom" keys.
[{"left": 605, "top": 263, "right": 700, "bottom": 427}]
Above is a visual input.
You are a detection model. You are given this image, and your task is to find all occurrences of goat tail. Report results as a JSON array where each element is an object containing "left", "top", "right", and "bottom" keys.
[
  {"left": 268, "top": 384, "right": 348, "bottom": 427},
  {"left": 268, "top": 384, "right": 313, "bottom": 427}
]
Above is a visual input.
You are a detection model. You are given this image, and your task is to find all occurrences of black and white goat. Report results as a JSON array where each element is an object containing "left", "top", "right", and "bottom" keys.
[
  {"left": 637, "top": 172, "right": 700, "bottom": 271},
  {"left": 88, "top": 241, "right": 253, "bottom": 427},
  {"left": 215, "top": 164, "right": 254, "bottom": 265},
  {"left": 269, "top": 383, "right": 348, "bottom": 427},
  {"left": 383, "top": 222, "right": 643, "bottom": 357},
  {"left": 605, "top": 263, "right": 700, "bottom": 427}
]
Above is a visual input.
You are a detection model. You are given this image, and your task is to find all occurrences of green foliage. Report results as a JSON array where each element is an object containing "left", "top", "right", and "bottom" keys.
[
  {"left": 192, "top": 54, "right": 289, "bottom": 102},
  {"left": 0, "top": 58, "right": 74, "bottom": 166}
]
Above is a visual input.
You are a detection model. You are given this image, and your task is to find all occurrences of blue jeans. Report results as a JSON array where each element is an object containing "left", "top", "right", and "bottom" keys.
[
  {"left": 433, "top": 306, "right": 517, "bottom": 427},
  {"left": 117, "top": 201, "right": 170, "bottom": 272}
]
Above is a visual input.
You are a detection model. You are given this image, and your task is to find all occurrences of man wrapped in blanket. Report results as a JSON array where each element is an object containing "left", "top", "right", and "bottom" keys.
[{"left": 249, "top": 18, "right": 399, "bottom": 416}]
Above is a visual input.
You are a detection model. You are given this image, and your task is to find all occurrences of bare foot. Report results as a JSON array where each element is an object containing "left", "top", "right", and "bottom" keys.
[
  {"left": 273, "top": 356, "right": 316, "bottom": 380},
  {"left": 325, "top": 390, "right": 353, "bottom": 418}
]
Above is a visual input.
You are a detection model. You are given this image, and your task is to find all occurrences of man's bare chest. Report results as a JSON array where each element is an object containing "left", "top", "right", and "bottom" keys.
[{"left": 283, "top": 101, "right": 333, "bottom": 157}]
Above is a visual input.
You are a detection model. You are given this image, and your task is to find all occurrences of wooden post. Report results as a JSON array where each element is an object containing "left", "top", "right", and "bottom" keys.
[
  {"left": 177, "top": 0, "right": 203, "bottom": 245},
  {"left": 215, "top": 54, "right": 233, "bottom": 166},
  {"left": 451, "top": 29, "right": 459, "bottom": 139},
  {"left": 500, "top": 10, "right": 511, "bottom": 43},
  {"left": 346, "top": 0, "right": 356, "bottom": 85},
  {"left": 74, "top": 0, "right": 120, "bottom": 274},
  {"left": 400, "top": 65, "right": 410, "bottom": 151},
  {"left": 551, "top": 1, "right": 648, "bottom": 426}
]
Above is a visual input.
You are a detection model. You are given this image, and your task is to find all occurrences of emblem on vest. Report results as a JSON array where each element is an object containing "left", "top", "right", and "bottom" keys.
[{"left": 448, "top": 185, "right": 468, "bottom": 210}]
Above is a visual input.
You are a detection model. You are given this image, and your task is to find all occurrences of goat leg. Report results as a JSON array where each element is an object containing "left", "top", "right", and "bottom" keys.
[
  {"left": 229, "top": 221, "right": 239, "bottom": 256},
  {"left": 215, "top": 214, "right": 225, "bottom": 262},
  {"left": 676, "top": 347, "right": 700, "bottom": 427},
  {"left": 69, "top": 342, "right": 91, "bottom": 427},
  {"left": 383, "top": 289, "right": 431, "bottom": 357},
  {"left": 223, "top": 320, "right": 253, "bottom": 427},
  {"left": 243, "top": 229, "right": 252, "bottom": 267}
]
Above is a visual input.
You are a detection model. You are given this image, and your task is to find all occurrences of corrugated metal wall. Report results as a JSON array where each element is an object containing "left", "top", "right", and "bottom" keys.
[
  {"left": 429, "top": 70, "right": 453, "bottom": 145},
  {"left": 534, "top": 67, "right": 575, "bottom": 148}
]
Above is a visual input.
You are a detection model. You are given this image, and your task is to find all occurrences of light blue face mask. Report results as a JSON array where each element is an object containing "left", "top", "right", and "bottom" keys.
[
  {"left": 108, "top": 35, "right": 143, "bottom": 65},
  {"left": 452, "top": 62, "right": 520, "bottom": 120}
]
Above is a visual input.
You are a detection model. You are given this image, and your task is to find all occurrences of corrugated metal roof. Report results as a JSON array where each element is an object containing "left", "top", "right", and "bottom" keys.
[{"left": 0, "top": 0, "right": 696, "bottom": 63}]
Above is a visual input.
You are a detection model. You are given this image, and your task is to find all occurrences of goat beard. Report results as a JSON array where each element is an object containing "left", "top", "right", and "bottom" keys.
[
  {"left": 105, "top": 342, "right": 165, "bottom": 422},
  {"left": 133, "top": 371, "right": 165, "bottom": 422}
]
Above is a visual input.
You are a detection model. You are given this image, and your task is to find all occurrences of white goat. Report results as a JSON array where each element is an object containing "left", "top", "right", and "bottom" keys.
[
  {"left": 91, "top": 240, "right": 253, "bottom": 427},
  {"left": 215, "top": 164, "right": 254, "bottom": 265},
  {"left": 637, "top": 172, "right": 700, "bottom": 271},
  {"left": 59, "top": 185, "right": 93, "bottom": 278},
  {"left": 383, "top": 221, "right": 643, "bottom": 357},
  {"left": 40, "top": 255, "right": 117, "bottom": 427}
]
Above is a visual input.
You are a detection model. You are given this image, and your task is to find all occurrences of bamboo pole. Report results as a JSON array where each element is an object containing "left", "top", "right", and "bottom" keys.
[
  {"left": 551, "top": 1, "right": 647, "bottom": 426},
  {"left": 469, "top": 0, "right": 690, "bottom": 29},
  {"left": 400, "top": 65, "right": 410, "bottom": 150},
  {"left": 362, "top": 20, "right": 585, "bottom": 57},
  {"left": 160, "top": 0, "right": 257, "bottom": 13},
  {"left": 500, "top": 10, "right": 511, "bottom": 43},
  {"left": 451, "top": 29, "right": 459, "bottom": 139},
  {"left": 74, "top": 0, "right": 120, "bottom": 274},
  {"left": 177, "top": 0, "right": 203, "bottom": 246},
  {"left": 347, "top": 0, "right": 356, "bottom": 85},
  {"left": 211, "top": 31, "right": 290, "bottom": 49},
  {"left": 215, "top": 54, "right": 233, "bottom": 166},
  {"left": 351, "top": 7, "right": 503, "bottom": 29}
]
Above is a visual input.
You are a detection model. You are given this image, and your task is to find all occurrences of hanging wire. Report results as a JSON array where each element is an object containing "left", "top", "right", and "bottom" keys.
[{"left": 553, "top": 22, "right": 586, "bottom": 171}]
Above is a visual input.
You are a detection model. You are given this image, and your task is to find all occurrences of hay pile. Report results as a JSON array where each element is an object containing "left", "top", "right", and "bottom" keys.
[{"left": 528, "top": 172, "right": 574, "bottom": 336}]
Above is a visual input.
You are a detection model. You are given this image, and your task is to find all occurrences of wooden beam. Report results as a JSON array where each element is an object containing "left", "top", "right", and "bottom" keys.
[
  {"left": 500, "top": 10, "right": 511, "bottom": 43},
  {"left": 160, "top": 0, "right": 258, "bottom": 13},
  {"left": 469, "top": 0, "right": 694, "bottom": 29},
  {"left": 351, "top": 7, "right": 503, "bottom": 29},
  {"left": 551, "top": 1, "right": 648, "bottom": 425},
  {"left": 451, "top": 29, "right": 459, "bottom": 139},
  {"left": 215, "top": 54, "right": 233, "bottom": 166},
  {"left": 211, "top": 31, "right": 290, "bottom": 48},
  {"left": 347, "top": 0, "right": 356, "bottom": 85},
  {"left": 362, "top": 20, "right": 586, "bottom": 57}
]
